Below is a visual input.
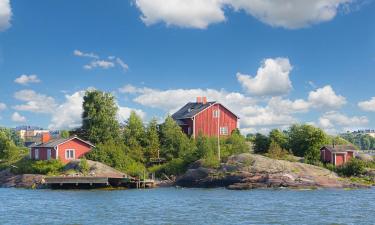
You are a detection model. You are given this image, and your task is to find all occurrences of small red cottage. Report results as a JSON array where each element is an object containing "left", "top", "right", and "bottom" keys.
[
  {"left": 30, "top": 133, "right": 95, "bottom": 164},
  {"left": 320, "top": 145, "right": 356, "bottom": 166},
  {"left": 172, "top": 97, "right": 239, "bottom": 138}
]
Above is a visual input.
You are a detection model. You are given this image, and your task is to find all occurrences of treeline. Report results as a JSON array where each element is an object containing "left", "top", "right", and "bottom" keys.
[
  {"left": 78, "top": 90, "right": 249, "bottom": 177},
  {"left": 0, "top": 128, "right": 28, "bottom": 169},
  {"left": 250, "top": 124, "right": 352, "bottom": 165},
  {"left": 340, "top": 133, "right": 375, "bottom": 150}
]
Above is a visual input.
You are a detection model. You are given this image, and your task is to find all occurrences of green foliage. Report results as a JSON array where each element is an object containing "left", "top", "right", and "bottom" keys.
[
  {"left": 335, "top": 158, "right": 367, "bottom": 177},
  {"left": 60, "top": 130, "right": 70, "bottom": 139},
  {"left": 123, "top": 111, "right": 146, "bottom": 162},
  {"left": 79, "top": 158, "right": 90, "bottom": 175},
  {"left": 82, "top": 90, "right": 120, "bottom": 144},
  {"left": 86, "top": 141, "right": 145, "bottom": 177},
  {"left": 221, "top": 131, "right": 249, "bottom": 160},
  {"left": 12, "top": 159, "right": 64, "bottom": 175},
  {"left": 340, "top": 133, "right": 375, "bottom": 150},
  {"left": 0, "top": 129, "right": 27, "bottom": 163},
  {"left": 159, "top": 116, "right": 195, "bottom": 161},
  {"left": 288, "top": 124, "right": 329, "bottom": 161},
  {"left": 149, "top": 158, "right": 187, "bottom": 177},
  {"left": 265, "top": 141, "right": 290, "bottom": 160},
  {"left": 269, "top": 129, "right": 288, "bottom": 150},
  {"left": 253, "top": 133, "right": 270, "bottom": 154},
  {"left": 144, "top": 118, "right": 160, "bottom": 161}
]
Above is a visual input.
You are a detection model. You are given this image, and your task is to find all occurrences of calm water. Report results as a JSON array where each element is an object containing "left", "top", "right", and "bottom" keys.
[{"left": 1, "top": 187, "right": 375, "bottom": 225}]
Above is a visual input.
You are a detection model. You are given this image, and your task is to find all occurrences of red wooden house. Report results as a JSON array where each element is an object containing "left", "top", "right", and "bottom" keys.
[
  {"left": 30, "top": 133, "right": 95, "bottom": 164},
  {"left": 172, "top": 97, "right": 239, "bottom": 138},
  {"left": 320, "top": 145, "right": 356, "bottom": 166}
]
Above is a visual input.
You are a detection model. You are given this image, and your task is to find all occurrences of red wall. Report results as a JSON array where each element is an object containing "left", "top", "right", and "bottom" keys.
[
  {"left": 58, "top": 139, "right": 92, "bottom": 164},
  {"left": 31, "top": 147, "right": 57, "bottom": 160},
  {"left": 347, "top": 151, "right": 354, "bottom": 161},
  {"left": 321, "top": 148, "right": 332, "bottom": 163},
  {"left": 335, "top": 154, "right": 345, "bottom": 166},
  {"left": 194, "top": 104, "right": 238, "bottom": 138}
]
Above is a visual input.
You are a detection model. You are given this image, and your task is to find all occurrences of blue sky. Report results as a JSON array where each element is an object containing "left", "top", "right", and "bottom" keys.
[{"left": 0, "top": 0, "right": 374, "bottom": 134}]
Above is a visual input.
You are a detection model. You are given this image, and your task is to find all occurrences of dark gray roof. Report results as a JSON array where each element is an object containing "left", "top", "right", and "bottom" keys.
[
  {"left": 321, "top": 145, "right": 356, "bottom": 153},
  {"left": 30, "top": 136, "right": 95, "bottom": 148},
  {"left": 172, "top": 102, "right": 216, "bottom": 119}
]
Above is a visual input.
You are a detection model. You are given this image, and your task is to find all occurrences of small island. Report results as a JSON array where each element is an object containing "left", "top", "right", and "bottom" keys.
[{"left": 1, "top": 90, "right": 375, "bottom": 190}]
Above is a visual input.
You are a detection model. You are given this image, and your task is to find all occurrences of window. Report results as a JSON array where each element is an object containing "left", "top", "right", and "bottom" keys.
[
  {"left": 47, "top": 149, "right": 52, "bottom": 160},
  {"left": 213, "top": 110, "right": 220, "bottom": 118},
  {"left": 65, "top": 149, "right": 75, "bottom": 160},
  {"left": 34, "top": 149, "right": 39, "bottom": 160},
  {"left": 220, "top": 127, "right": 228, "bottom": 135}
]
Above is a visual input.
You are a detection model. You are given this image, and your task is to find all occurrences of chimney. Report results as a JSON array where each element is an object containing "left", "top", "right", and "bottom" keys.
[
  {"left": 202, "top": 96, "right": 207, "bottom": 104},
  {"left": 196, "top": 97, "right": 202, "bottom": 103},
  {"left": 41, "top": 132, "right": 51, "bottom": 143}
]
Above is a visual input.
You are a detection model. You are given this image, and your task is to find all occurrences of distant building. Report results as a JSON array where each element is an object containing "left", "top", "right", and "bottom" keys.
[
  {"left": 350, "top": 129, "right": 375, "bottom": 138},
  {"left": 30, "top": 133, "right": 95, "bottom": 164},
  {"left": 320, "top": 145, "right": 356, "bottom": 166},
  {"left": 15, "top": 125, "right": 49, "bottom": 141},
  {"left": 172, "top": 97, "right": 239, "bottom": 138}
]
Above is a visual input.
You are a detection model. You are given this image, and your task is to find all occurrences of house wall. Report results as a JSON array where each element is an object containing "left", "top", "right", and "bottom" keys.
[
  {"left": 347, "top": 151, "right": 354, "bottom": 161},
  {"left": 321, "top": 148, "right": 332, "bottom": 163},
  {"left": 194, "top": 104, "right": 238, "bottom": 138},
  {"left": 30, "top": 147, "right": 57, "bottom": 160},
  {"left": 335, "top": 153, "right": 345, "bottom": 166},
  {"left": 58, "top": 139, "right": 92, "bottom": 164}
]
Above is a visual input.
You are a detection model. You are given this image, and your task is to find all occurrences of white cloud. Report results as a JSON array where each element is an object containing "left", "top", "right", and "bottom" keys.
[
  {"left": 240, "top": 105, "right": 298, "bottom": 127},
  {"left": 267, "top": 97, "right": 310, "bottom": 114},
  {"left": 13, "top": 90, "right": 57, "bottom": 113},
  {"left": 237, "top": 58, "right": 293, "bottom": 96},
  {"left": 308, "top": 85, "right": 347, "bottom": 110},
  {"left": 0, "top": 0, "right": 11, "bottom": 31},
  {"left": 14, "top": 74, "right": 41, "bottom": 85},
  {"left": 318, "top": 111, "right": 369, "bottom": 134},
  {"left": 117, "top": 106, "right": 146, "bottom": 123},
  {"left": 0, "top": 102, "right": 6, "bottom": 111},
  {"left": 134, "top": 0, "right": 351, "bottom": 29},
  {"left": 11, "top": 112, "right": 26, "bottom": 123},
  {"left": 358, "top": 97, "right": 375, "bottom": 112},
  {"left": 74, "top": 50, "right": 129, "bottom": 72},
  {"left": 48, "top": 91, "right": 85, "bottom": 130},
  {"left": 134, "top": 0, "right": 225, "bottom": 29},
  {"left": 84, "top": 60, "right": 115, "bottom": 70}
]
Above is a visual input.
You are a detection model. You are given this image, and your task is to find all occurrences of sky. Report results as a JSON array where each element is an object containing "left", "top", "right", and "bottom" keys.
[{"left": 0, "top": 0, "right": 374, "bottom": 134}]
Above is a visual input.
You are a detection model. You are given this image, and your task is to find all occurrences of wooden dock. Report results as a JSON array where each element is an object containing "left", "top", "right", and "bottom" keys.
[{"left": 44, "top": 176, "right": 155, "bottom": 189}]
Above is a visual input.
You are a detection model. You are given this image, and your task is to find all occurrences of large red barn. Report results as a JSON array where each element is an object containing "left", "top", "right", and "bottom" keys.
[
  {"left": 172, "top": 97, "right": 239, "bottom": 138},
  {"left": 30, "top": 133, "right": 95, "bottom": 164}
]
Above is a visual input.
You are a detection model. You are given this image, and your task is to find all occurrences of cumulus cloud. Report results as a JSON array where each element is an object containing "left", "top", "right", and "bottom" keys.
[
  {"left": 134, "top": 0, "right": 351, "bottom": 29},
  {"left": 318, "top": 111, "right": 369, "bottom": 134},
  {"left": 358, "top": 97, "right": 375, "bottom": 112},
  {"left": 11, "top": 112, "right": 26, "bottom": 123},
  {"left": 237, "top": 58, "right": 293, "bottom": 96},
  {"left": 0, "top": 102, "right": 6, "bottom": 111},
  {"left": 13, "top": 90, "right": 57, "bottom": 113},
  {"left": 0, "top": 0, "right": 11, "bottom": 31},
  {"left": 308, "top": 85, "right": 347, "bottom": 110},
  {"left": 117, "top": 106, "right": 146, "bottom": 123},
  {"left": 74, "top": 50, "right": 129, "bottom": 71},
  {"left": 14, "top": 74, "right": 41, "bottom": 85}
]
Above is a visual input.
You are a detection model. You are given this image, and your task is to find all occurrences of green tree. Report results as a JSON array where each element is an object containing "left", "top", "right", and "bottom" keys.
[
  {"left": 81, "top": 90, "right": 120, "bottom": 144},
  {"left": 159, "top": 116, "right": 195, "bottom": 161},
  {"left": 222, "top": 131, "right": 249, "bottom": 158},
  {"left": 288, "top": 124, "right": 329, "bottom": 163},
  {"left": 60, "top": 130, "right": 70, "bottom": 139},
  {"left": 269, "top": 129, "right": 288, "bottom": 150},
  {"left": 123, "top": 111, "right": 146, "bottom": 162},
  {"left": 253, "top": 133, "right": 270, "bottom": 154},
  {"left": 145, "top": 118, "right": 160, "bottom": 161}
]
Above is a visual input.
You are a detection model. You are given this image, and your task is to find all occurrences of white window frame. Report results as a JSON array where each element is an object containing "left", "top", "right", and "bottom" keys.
[
  {"left": 34, "top": 149, "right": 39, "bottom": 160},
  {"left": 213, "top": 110, "right": 220, "bottom": 118},
  {"left": 47, "top": 149, "right": 52, "bottom": 160},
  {"left": 220, "top": 127, "right": 228, "bottom": 135},
  {"left": 65, "top": 149, "right": 75, "bottom": 160}
]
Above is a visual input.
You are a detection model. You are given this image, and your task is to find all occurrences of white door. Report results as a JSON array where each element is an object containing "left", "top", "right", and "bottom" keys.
[{"left": 47, "top": 149, "right": 51, "bottom": 160}]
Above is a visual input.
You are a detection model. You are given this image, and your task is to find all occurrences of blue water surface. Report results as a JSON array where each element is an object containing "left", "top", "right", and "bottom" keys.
[{"left": 0, "top": 187, "right": 374, "bottom": 225}]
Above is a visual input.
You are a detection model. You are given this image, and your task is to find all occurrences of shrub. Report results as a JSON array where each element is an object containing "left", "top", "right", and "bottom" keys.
[
  {"left": 79, "top": 158, "right": 90, "bottom": 175},
  {"left": 335, "top": 158, "right": 367, "bottom": 177},
  {"left": 12, "top": 159, "right": 64, "bottom": 175},
  {"left": 149, "top": 158, "right": 188, "bottom": 177},
  {"left": 266, "top": 141, "right": 289, "bottom": 159}
]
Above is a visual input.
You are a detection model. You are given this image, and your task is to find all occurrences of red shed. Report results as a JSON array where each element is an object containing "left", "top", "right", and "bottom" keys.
[
  {"left": 320, "top": 145, "right": 356, "bottom": 166},
  {"left": 30, "top": 133, "right": 95, "bottom": 164},
  {"left": 172, "top": 97, "right": 239, "bottom": 138}
]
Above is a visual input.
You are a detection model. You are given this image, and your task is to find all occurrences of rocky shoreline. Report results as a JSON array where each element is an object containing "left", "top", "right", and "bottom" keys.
[
  {"left": 176, "top": 153, "right": 369, "bottom": 190},
  {"left": 0, "top": 169, "right": 45, "bottom": 188}
]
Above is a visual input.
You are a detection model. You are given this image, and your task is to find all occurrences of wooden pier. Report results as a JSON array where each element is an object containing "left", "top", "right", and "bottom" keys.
[{"left": 44, "top": 176, "right": 155, "bottom": 189}]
